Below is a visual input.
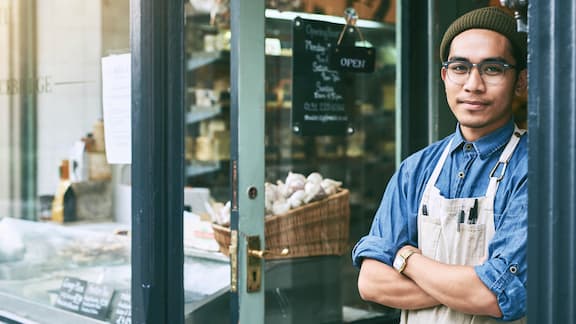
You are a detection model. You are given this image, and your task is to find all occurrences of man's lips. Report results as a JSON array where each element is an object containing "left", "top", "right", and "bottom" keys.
[{"left": 458, "top": 99, "right": 489, "bottom": 108}]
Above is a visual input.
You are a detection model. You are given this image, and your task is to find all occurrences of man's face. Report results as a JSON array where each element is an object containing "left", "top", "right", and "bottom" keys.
[{"left": 441, "top": 29, "right": 525, "bottom": 141}]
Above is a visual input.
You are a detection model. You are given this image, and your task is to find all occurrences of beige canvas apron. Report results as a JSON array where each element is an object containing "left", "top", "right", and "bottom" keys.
[{"left": 400, "top": 126, "right": 527, "bottom": 324}]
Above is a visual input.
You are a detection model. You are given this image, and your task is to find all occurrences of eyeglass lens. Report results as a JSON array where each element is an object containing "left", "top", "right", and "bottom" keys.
[{"left": 445, "top": 61, "right": 510, "bottom": 85}]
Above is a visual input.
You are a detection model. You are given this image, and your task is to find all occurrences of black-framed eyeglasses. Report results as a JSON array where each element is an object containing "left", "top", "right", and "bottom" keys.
[{"left": 442, "top": 60, "right": 517, "bottom": 85}]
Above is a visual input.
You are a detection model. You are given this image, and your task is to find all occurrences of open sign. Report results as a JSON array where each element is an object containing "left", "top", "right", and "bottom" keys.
[{"left": 330, "top": 46, "right": 375, "bottom": 73}]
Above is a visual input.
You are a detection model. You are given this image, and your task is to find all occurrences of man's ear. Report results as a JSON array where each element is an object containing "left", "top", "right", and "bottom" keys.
[
  {"left": 441, "top": 67, "right": 447, "bottom": 81},
  {"left": 515, "top": 69, "right": 528, "bottom": 96}
]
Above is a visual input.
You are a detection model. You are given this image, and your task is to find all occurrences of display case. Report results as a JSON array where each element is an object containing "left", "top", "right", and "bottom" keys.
[
  {"left": 0, "top": 217, "right": 361, "bottom": 324},
  {"left": 0, "top": 217, "right": 231, "bottom": 324}
]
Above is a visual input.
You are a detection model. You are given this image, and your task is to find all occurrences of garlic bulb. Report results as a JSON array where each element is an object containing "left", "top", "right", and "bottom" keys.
[
  {"left": 321, "top": 178, "right": 342, "bottom": 196},
  {"left": 288, "top": 190, "right": 306, "bottom": 208},
  {"left": 265, "top": 182, "right": 279, "bottom": 202},
  {"left": 306, "top": 172, "right": 323, "bottom": 184},
  {"left": 274, "top": 179, "right": 291, "bottom": 198},
  {"left": 220, "top": 201, "right": 231, "bottom": 225},
  {"left": 285, "top": 172, "right": 306, "bottom": 194},
  {"left": 304, "top": 181, "right": 326, "bottom": 203},
  {"left": 272, "top": 200, "right": 291, "bottom": 215}
]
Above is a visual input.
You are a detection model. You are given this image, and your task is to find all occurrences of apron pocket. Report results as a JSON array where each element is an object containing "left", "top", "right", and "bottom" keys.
[
  {"left": 419, "top": 216, "right": 442, "bottom": 260},
  {"left": 456, "top": 223, "right": 486, "bottom": 265}
]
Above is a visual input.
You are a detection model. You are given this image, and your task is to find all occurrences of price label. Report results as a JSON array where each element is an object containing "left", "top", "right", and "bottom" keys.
[
  {"left": 110, "top": 291, "right": 132, "bottom": 324},
  {"left": 54, "top": 277, "right": 87, "bottom": 313},
  {"left": 54, "top": 277, "right": 114, "bottom": 321}
]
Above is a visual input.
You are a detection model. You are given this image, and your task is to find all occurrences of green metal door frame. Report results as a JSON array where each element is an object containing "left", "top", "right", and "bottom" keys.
[
  {"left": 230, "top": 0, "right": 266, "bottom": 323},
  {"left": 131, "top": 0, "right": 185, "bottom": 323},
  {"left": 131, "top": 0, "right": 267, "bottom": 322}
]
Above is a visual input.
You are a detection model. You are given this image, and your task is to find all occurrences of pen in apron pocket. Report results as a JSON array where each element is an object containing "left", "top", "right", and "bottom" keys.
[
  {"left": 468, "top": 199, "right": 478, "bottom": 224},
  {"left": 458, "top": 210, "right": 465, "bottom": 232}
]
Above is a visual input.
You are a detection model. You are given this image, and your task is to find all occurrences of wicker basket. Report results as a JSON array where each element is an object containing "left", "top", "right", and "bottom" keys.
[{"left": 212, "top": 189, "right": 350, "bottom": 260}]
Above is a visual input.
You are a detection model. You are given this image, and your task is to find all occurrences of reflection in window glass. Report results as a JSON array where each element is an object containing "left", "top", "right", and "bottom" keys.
[{"left": 0, "top": 1, "right": 131, "bottom": 322}]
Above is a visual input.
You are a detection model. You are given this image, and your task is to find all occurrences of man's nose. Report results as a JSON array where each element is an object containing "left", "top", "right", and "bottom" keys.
[{"left": 463, "top": 66, "right": 486, "bottom": 91}]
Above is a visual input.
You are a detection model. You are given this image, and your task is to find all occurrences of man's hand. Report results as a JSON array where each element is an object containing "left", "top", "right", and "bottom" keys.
[
  {"left": 357, "top": 258, "right": 440, "bottom": 310},
  {"left": 399, "top": 245, "right": 503, "bottom": 317}
]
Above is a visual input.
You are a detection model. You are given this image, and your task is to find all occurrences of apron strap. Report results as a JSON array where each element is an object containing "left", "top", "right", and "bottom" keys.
[
  {"left": 422, "top": 137, "right": 454, "bottom": 202},
  {"left": 485, "top": 125, "right": 526, "bottom": 197}
]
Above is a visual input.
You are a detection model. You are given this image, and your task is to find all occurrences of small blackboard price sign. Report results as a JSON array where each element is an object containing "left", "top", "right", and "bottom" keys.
[
  {"left": 54, "top": 277, "right": 114, "bottom": 321},
  {"left": 110, "top": 291, "right": 132, "bottom": 324},
  {"left": 54, "top": 277, "right": 86, "bottom": 313},
  {"left": 292, "top": 17, "right": 352, "bottom": 136},
  {"left": 80, "top": 281, "right": 114, "bottom": 320}
]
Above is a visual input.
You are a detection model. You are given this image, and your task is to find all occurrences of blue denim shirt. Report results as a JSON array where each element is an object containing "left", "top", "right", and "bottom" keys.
[{"left": 352, "top": 120, "right": 527, "bottom": 321}]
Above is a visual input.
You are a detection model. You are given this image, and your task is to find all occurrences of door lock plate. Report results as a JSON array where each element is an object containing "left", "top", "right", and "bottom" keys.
[
  {"left": 229, "top": 230, "right": 238, "bottom": 292},
  {"left": 246, "top": 235, "right": 262, "bottom": 292}
]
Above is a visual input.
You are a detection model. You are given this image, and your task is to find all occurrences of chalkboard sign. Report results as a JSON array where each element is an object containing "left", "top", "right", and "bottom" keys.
[
  {"left": 54, "top": 277, "right": 114, "bottom": 321},
  {"left": 54, "top": 277, "right": 87, "bottom": 313},
  {"left": 80, "top": 281, "right": 114, "bottom": 320},
  {"left": 110, "top": 291, "right": 132, "bottom": 324},
  {"left": 292, "top": 17, "right": 353, "bottom": 136}
]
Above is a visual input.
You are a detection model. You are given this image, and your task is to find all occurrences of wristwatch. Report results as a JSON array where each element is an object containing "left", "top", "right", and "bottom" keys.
[{"left": 393, "top": 249, "right": 417, "bottom": 274}]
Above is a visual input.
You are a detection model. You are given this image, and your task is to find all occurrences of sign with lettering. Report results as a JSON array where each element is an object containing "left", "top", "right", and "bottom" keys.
[
  {"left": 0, "top": 76, "right": 53, "bottom": 95},
  {"left": 54, "top": 277, "right": 114, "bottom": 321},
  {"left": 80, "top": 282, "right": 115, "bottom": 320},
  {"left": 110, "top": 291, "right": 132, "bottom": 324},
  {"left": 54, "top": 277, "right": 87, "bottom": 313},
  {"left": 292, "top": 17, "right": 353, "bottom": 136},
  {"left": 330, "top": 46, "right": 375, "bottom": 73}
]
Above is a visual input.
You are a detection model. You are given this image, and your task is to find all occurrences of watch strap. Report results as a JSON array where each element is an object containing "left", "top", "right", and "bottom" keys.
[
  {"left": 401, "top": 249, "right": 417, "bottom": 260},
  {"left": 398, "top": 249, "right": 417, "bottom": 274}
]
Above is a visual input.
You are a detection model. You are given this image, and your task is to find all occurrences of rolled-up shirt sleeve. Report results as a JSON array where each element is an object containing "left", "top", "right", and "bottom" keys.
[
  {"left": 352, "top": 162, "right": 420, "bottom": 268},
  {"left": 475, "top": 187, "right": 527, "bottom": 320},
  {"left": 352, "top": 235, "right": 396, "bottom": 267},
  {"left": 475, "top": 258, "right": 526, "bottom": 321}
]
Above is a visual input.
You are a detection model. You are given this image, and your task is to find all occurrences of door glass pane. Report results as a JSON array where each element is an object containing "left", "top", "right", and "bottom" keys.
[
  {"left": 183, "top": 1, "right": 232, "bottom": 322},
  {"left": 184, "top": 1, "right": 399, "bottom": 323},
  {"left": 0, "top": 0, "right": 132, "bottom": 322},
  {"left": 262, "top": 3, "right": 399, "bottom": 323}
]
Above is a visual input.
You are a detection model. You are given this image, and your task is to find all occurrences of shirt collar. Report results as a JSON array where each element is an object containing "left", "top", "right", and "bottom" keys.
[{"left": 450, "top": 119, "right": 515, "bottom": 159}]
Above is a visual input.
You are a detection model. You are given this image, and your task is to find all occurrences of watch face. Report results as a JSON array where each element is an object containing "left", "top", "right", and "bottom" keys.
[{"left": 393, "top": 255, "right": 404, "bottom": 271}]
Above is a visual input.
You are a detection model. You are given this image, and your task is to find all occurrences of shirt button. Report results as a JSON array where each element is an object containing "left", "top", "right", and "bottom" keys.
[
  {"left": 464, "top": 143, "right": 473, "bottom": 150},
  {"left": 509, "top": 265, "right": 518, "bottom": 274},
  {"left": 458, "top": 171, "right": 465, "bottom": 178}
]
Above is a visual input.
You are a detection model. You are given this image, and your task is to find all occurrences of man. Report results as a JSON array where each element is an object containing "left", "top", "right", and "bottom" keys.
[{"left": 352, "top": 7, "right": 527, "bottom": 323}]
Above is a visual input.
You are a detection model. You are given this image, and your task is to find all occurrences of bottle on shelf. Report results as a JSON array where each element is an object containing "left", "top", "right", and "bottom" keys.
[{"left": 51, "top": 160, "right": 75, "bottom": 223}]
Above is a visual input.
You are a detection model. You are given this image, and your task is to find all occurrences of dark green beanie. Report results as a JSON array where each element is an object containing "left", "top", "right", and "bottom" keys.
[{"left": 440, "top": 7, "right": 527, "bottom": 70}]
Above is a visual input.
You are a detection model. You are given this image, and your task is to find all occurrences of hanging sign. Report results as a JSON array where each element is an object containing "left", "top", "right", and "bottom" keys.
[
  {"left": 330, "top": 8, "right": 375, "bottom": 73},
  {"left": 292, "top": 17, "right": 352, "bottom": 136},
  {"left": 330, "top": 46, "right": 375, "bottom": 73}
]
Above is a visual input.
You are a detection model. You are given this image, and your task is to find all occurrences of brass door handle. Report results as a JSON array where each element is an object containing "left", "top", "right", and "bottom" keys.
[
  {"left": 247, "top": 247, "right": 289, "bottom": 259},
  {"left": 246, "top": 235, "right": 290, "bottom": 292}
]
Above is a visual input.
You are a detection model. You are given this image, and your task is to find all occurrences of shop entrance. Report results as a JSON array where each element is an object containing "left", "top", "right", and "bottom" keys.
[{"left": 185, "top": 1, "right": 399, "bottom": 323}]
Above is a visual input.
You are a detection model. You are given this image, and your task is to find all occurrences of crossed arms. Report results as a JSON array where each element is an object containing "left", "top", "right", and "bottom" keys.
[{"left": 357, "top": 246, "right": 502, "bottom": 318}]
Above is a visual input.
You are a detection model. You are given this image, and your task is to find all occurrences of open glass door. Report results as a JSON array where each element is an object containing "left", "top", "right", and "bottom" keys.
[
  {"left": 183, "top": 0, "right": 399, "bottom": 323},
  {"left": 259, "top": 3, "right": 399, "bottom": 323}
]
